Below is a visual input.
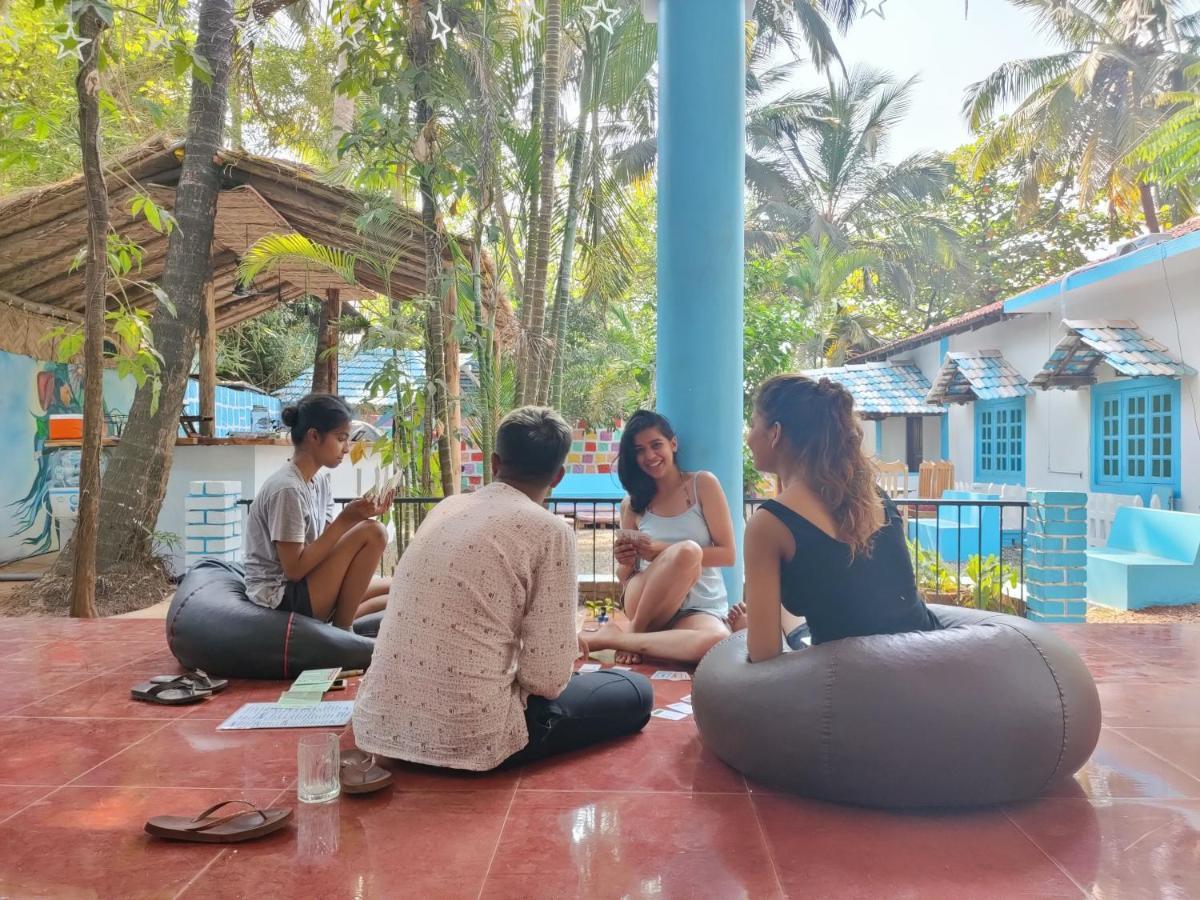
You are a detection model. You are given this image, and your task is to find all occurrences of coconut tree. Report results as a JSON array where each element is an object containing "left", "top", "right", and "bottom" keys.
[
  {"left": 1134, "top": 61, "right": 1200, "bottom": 191},
  {"left": 964, "top": 0, "right": 1200, "bottom": 233}
]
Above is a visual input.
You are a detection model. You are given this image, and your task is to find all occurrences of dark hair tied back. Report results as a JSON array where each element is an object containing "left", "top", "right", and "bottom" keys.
[{"left": 283, "top": 393, "right": 352, "bottom": 446}]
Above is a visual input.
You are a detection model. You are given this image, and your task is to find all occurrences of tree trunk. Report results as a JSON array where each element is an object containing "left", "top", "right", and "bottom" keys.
[
  {"left": 514, "top": 59, "right": 544, "bottom": 405},
  {"left": 519, "top": 0, "right": 562, "bottom": 406},
  {"left": 408, "top": 0, "right": 455, "bottom": 497},
  {"left": 1139, "top": 183, "right": 1161, "bottom": 233},
  {"left": 312, "top": 287, "right": 341, "bottom": 394},
  {"left": 88, "top": 0, "right": 236, "bottom": 572},
  {"left": 443, "top": 258, "right": 462, "bottom": 488},
  {"left": 199, "top": 277, "right": 217, "bottom": 437},
  {"left": 228, "top": 65, "right": 244, "bottom": 147},
  {"left": 545, "top": 31, "right": 608, "bottom": 405},
  {"left": 69, "top": 7, "right": 108, "bottom": 618},
  {"left": 330, "top": 48, "right": 354, "bottom": 159}
]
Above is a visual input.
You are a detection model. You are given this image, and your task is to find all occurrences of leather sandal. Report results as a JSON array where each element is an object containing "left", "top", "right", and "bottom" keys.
[{"left": 144, "top": 799, "right": 292, "bottom": 843}]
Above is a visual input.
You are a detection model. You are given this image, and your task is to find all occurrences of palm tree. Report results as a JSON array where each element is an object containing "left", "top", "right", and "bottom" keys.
[
  {"left": 1134, "top": 61, "right": 1200, "bottom": 191},
  {"left": 748, "top": 65, "right": 954, "bottom": 295},
  {"left": 785, "top": 237, "right": 881, "bottom": 366},
  {"left": 964, "top": 0, "right": 1200, "bottom": 233}
]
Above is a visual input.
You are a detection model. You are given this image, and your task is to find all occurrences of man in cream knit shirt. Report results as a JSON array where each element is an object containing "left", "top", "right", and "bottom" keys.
[{"left": 353, "top": 407, "right": 652, "bottom": 771}]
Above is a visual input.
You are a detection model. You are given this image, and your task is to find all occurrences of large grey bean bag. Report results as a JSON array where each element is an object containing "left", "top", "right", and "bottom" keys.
[
  {"left": 167, "top": 558, "right": 376, "bottom": 679},
  {"left": 693, "top": 605, "right": 1101, "bottom": 808}
]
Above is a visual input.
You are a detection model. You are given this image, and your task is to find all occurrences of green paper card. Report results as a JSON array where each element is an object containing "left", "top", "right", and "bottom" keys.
[
  {"left": 293, "top": 668, "right": 341, "bottom": 686},
  {"left": 277, "top": 690, "right": 324, "bottom": 708}
]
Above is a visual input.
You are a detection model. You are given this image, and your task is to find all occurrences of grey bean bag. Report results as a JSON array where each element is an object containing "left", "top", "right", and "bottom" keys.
[
  {"left": 167, "top": 558, "right": 376, "bottom": 679},
  {"left": 692, "top": 604, "right": 1101, "bottom": 808}
]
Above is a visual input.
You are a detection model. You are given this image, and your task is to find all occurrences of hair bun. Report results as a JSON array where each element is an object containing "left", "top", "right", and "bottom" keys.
[{"left": 280, "top": 405, "right": 298, "bottom": 427}]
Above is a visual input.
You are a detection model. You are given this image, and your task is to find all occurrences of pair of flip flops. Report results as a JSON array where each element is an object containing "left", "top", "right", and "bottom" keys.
[{"left": 131, "top": 670, "right": 229, "bottom": 706}]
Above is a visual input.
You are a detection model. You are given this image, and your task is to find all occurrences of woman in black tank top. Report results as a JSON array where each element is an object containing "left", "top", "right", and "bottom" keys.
[{"left": 743, "top": 375, "right": 939, "bottom": 662}]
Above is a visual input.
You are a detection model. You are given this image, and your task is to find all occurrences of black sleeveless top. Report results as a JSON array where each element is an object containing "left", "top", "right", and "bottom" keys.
[{"left": 760, "top": 496, "right": 940, "bottom": 645}]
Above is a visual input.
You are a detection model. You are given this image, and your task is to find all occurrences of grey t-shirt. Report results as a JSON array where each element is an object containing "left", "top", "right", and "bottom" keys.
[{"left": 244, "top": 462, "right": 334, "bottom": 608}]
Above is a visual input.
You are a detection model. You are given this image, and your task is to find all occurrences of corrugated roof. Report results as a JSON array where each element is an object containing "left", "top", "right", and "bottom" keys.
[
  {"left": 801, "top": 361, "right": 946, "bottom": 418},
  {"left": 276, "top": 349, "right": 427, "bottom": 405},
  {"left": 1030, "top": 320, "right": 1197, "bottom": 389},
  {"left": 926, "top": 350, "right": 1032, "bottom": 404}
]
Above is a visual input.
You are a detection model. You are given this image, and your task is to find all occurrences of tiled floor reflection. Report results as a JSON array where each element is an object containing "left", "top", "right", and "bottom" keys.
[{"left": 0, "top": 617, "right": 1196, "bottom": 898}]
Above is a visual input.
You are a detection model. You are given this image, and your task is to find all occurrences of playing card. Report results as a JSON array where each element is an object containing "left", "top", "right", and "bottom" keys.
[
  {"left": 651, "top": 708, "right": 688, "bottom": 721},
  {"left": 667, "top": 702, "right": 693, "bottom": 715},
  {"left": 650, "top": 671, "right": 691, "bottom": 681}
]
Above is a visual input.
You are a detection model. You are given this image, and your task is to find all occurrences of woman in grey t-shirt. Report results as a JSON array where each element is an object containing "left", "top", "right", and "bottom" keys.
[{"left": 244, "top": 394, "right": 392, "bottom": 627}]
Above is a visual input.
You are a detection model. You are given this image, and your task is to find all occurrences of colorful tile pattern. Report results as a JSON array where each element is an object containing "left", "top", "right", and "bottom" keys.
[
  {"left": 460, "top": 426, "right": 623, "bottom": 490},
  {"left": 801, "top": 361, "right": 945, "bottom": 418},
  {"left": 926, "top": 349, "right": 1032, "bottom": 404},
  {"left": 1031, "top": 320, "right": 1197, "bottom": 389}
]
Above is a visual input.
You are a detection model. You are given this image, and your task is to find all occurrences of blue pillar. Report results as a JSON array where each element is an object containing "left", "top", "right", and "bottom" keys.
[
  {"left": 656, "top": 0, "right": 746, "bottom": 602},
  {"left": 939, "top": 337, "right": 950, "bottom": 460}
]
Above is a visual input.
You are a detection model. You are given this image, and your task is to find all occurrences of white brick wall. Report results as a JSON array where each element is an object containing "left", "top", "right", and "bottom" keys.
[{"left": 185, "top": 481, "right": 243, "bottom": 568}]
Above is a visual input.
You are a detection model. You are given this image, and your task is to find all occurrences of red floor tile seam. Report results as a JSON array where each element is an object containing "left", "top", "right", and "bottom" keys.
[
  {"left": 474, "top": 781, "right": 522, "bottom": 900},
  {"left": 745, "top": 783, "right": 788, "bottom": 899},
  {"left": 0, "top": 643, "right": 184, "bottom": 718},
  {"left": 1109, "top": 726, "right": 1200, "bottom": 786},
  {"left": 1001, "top": 806, "right": 1093, "bottom": 898},
  {"left": 0, "top": 714, "right": 181, "bottom": 827}
]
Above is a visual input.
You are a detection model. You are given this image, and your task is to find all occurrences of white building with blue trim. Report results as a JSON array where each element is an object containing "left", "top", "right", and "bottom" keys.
[{"left": 814, "top": 218, "right": 1200, "bottom": 521}]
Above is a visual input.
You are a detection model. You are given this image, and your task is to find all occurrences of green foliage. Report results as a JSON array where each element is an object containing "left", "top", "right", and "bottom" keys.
[
  {"left": 909, "top": 540, "right": 1022, "bottom": 615},
  {"left": 216, "top": 300, "right": 319, "bottom": 393}
]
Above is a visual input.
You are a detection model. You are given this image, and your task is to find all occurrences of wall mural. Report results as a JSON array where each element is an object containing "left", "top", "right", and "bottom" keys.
[{"left": 0, "top": 350, "right": 135, "bottom": 565}]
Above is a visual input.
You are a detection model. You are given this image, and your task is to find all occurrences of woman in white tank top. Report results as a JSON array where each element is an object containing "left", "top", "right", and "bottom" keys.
[{"left": 583, "top": 411, "right": 741, "bottom": 665}]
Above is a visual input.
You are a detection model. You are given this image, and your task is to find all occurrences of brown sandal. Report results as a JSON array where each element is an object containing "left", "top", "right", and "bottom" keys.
[
  {"left": 340, "top": 749, "right": 393, "bottom": 795},
  {"left": 144, "top": 799, "right": 292, "bottom": 843}
]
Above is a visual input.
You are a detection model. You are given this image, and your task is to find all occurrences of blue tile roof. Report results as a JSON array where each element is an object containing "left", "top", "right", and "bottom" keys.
[
  {"left": 800, "top": 361, "right": 945, "bottom": 418},
  {"left": 926, "top": 350, "right": 1032, "bottom": 404},
  {"left": 276, "top": 349, "right": 441, "bottom": 405},
  {"left": 1030, "top": 320, "right": 1197, "bottom": 389}
]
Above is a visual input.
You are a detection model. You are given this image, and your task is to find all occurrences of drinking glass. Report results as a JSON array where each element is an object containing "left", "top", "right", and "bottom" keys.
[{"left": 297, "top": 733, "right": 340, "bottom": 804}]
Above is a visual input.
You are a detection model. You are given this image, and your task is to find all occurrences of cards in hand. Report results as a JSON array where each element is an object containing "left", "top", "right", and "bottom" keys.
[{"left": 363, "top": 472, "right": 403, "bottom": 501}]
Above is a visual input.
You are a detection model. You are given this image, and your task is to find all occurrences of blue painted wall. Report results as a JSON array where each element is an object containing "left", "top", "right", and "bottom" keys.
[{"left": 182, "top": 378, "right": 281, "bottom": 436}]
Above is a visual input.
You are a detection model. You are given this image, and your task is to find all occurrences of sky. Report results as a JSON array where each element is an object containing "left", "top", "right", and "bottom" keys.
[{"left": 805, "top": 0, "right": 1061, "bottom": 161}]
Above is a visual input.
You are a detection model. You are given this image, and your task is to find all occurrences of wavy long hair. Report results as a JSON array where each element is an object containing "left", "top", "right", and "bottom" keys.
[
  {"left": 617, "top": 410, "right": 678, "bottom": 515},
  {"left": 754, "top": 374, "right": 880, "bottom": 558}
]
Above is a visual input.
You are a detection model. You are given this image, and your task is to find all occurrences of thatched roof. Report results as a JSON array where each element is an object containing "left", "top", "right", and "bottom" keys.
[{"left": 0, "top": 136, "right": 515, "bottom": 338}]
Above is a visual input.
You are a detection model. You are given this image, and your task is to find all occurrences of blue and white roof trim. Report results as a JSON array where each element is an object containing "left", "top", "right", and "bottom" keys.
[
  {"left": 1030, "top": 320, "right": 1197, "bottom": 390},
  {"left": 926, "top": 350, "right": 1032, "bottom": 405},
  {"left": 801, "top": 361, "right": 945, "bottom": 419}
]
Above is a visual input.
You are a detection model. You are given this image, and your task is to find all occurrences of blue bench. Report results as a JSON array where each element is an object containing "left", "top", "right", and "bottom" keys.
[
  {"left": 1086, "top": 507, "right": 1200, "bottom": 610},
  {"left": 908, "top": 490, "right": 1003, "bottom": 563}
]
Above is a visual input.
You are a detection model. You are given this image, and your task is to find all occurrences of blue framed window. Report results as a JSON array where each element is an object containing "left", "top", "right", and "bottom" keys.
[
  {"left": 1091, "top": 377, "right": 1180, "bottom": 500},
  {"left": 974, "top": 398, "right": 1026, "bottom": 484}
]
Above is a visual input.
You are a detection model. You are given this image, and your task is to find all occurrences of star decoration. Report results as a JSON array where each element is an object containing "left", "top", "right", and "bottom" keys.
[
  {"left": 583, "top": 0, "right": 619, "bottom": 35},
  {"left": 520, "top": 0, "right": 544, "bottom": 33},
  {"left": 0, "top": 18, "right": 24, "bottom": 54},
  {"left": 428, "top": 1, "right": 451, "bottom": 50},
  {"left": 863, "top": 0, "right": 888, "bottom": 20},
  {"left": 1125, "top": 12, "right": 1158, "bottom": 39},
  {"left": 51, "top": 21, "right": 92, "bottom": 62}
]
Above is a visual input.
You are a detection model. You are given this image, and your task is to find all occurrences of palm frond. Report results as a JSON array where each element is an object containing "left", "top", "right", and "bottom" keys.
[{"left": 239, "top": 233, "right": 359, "bottom": 288}]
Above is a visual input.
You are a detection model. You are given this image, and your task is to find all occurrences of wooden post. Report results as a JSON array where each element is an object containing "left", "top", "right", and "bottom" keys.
[
  {"left": 199, "top": 278, "right": 217, "bottom": 437},
  {"left": 312, "top": 287, "right": 341, "bottom": 395}
]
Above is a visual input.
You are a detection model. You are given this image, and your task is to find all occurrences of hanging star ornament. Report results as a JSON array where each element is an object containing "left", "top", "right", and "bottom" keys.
[
  {"left": 51, "top": 21, "right": 92, "bottom": 62},
  {"left": 428, "top": 1, "right": 452, "bottom": 50},
  {"left": 863, "top": 0, "right": 888, "bottom": 20},
  {"left": 583, "top": 0, "right": 619, "bottom": 35},
  {"left": 520, "top": 0, "right": 544, "bottom": 33}
]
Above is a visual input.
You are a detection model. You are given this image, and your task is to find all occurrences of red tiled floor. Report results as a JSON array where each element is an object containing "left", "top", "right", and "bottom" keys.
[
  {"left": 517, "top": 718, "right": 747, "bottom": 794},
  {"left": 0, "top": 716, "right": 164, "bottom": 785},
  {"left": 1112, "top": 727, "right": 1200, "bottom": 781},
  {"left": 1007, "top": 798, "right": 1200, "bottom": 899},
  {"left": 180, "top": 790, "right": 515, "bottom": 900},
  {"left": 480, "top": 791, "right": 784, "bottom": 900},
  {"left": 1041, "top": 728, "right": 1200, "bottom": 800},
  {"left": 0, "top": 616, "right": 1196, "bottom": 898},
  {"left": 753, "top": 792, "right": 1086, "bottom": 898},
  {"left": 77, "top": 719, "right": 342, "bottom": 791},
  {"left": 0, "top": 786, "right": 281, "bottom": 900}
]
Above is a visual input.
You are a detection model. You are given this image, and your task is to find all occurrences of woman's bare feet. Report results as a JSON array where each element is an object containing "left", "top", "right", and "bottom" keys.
[
  {"left": 726, "top": 601, "right": 748, "bottom": 633},
  {"left": 585, "top": 621, "right": 644, "bottom": 665}
]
